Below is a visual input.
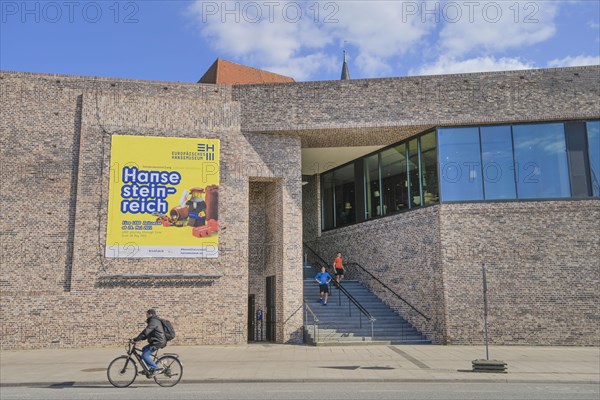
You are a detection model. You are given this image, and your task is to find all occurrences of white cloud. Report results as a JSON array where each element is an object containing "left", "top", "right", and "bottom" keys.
[
  {"left": 187, "top": 1, "right": 582, "bottom": 80},
  {"left": 547, "top": 55, "right": 600, "bottom": 68},
  {"left": 323, "top": 1, "right": 436, "bottom": 77},
  {"left": 188, "top": 1, "right": 436, "bottom": 80},
  {"left": 264, "top": 52, "right": 338, "bottom": 82},
  {"left": 188, "top": 1, "right": 335, "bottom": 80},
  {"left": 413, "top": 56, "right": 535, "bottom": 76},
  {"left": 437, "top": 1, "right": 559, "bottom": 58}
]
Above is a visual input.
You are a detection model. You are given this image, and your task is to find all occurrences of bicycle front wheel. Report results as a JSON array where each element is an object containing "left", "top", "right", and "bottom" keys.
[
  {"left": 107, "top": 356, "right": 138, "bottom": 388},
  {"left": 154, "top": 355, "right": 183, "bottom": 387}
]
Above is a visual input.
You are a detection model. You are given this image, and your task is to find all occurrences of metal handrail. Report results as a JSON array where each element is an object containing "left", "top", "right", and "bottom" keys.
[
  {"left": 347, "top": 261, "right": 431, "bottom": 321},
  {"left": 303, "top": 241, "right": 429, "bottom": 321},
  {"left": 305, "top": 302, "right": 319, "bottom": 323},
  {"left": 304, "top": 302, "right": 319, "bottom": 343},
  {"left": 303, "top": 243, "right": 376, "bottom": 326},
  {"left": 331, "top": 279, "right": 375, "bottom": 322}
]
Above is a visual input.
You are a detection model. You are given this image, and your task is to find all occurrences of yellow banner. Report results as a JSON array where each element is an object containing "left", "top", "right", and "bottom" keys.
[{"left": 105, "top": 135, "right": 220, "bottom": 258}]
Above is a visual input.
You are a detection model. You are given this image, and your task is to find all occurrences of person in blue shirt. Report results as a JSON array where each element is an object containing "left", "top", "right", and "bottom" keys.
[{"left": 314, "top": 266, "right": 333, "bottom": 305}]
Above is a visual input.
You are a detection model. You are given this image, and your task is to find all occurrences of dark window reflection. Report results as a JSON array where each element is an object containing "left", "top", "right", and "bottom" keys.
[
  {"left": 420, "top": 132, "right": 439, "bottom": 205},
  {"left": 364, "top": 153, "right": 380, "bottom": 220},
  {"left": 408, "top": 139, "right": 421, "bottom": 207},
  {"left": 380, "top": 144, "right": 409, "bottom": 215},
  {"left": 334, "top": 164, "right": 355, "bottom": 227},
  {"left": 321, "top": 173, "right": 335, "bottom": 230}
]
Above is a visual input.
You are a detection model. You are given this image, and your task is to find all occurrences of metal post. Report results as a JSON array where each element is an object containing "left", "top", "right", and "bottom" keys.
[
  {"left": 348, "top": 298, "right": 351, "bottom": 317},
  {"left": 304, "top": 304, "right": 308, "bottom": 344},
  {"left": 371, "top": 319, "right": 374, "bottom": 340},
  {"left": 482, "top": 263, "right": 490, "bottom": 361}
]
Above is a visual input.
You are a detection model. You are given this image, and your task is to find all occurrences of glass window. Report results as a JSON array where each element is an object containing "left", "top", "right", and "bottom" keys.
[
  {"left": 420, "top": 131, "right": 439, "bottom": 205},
  {"left": 480, "top": 125, "right": 517, "bottom": 200},
  {"left": 364, "top": 154, "right": 381, "bottom": 220},
  {"left": 380, "top": 144, "right": 408, "bottom": 215},
  {"left": 513, "top": 123, "right": 570, "bottom": 199},
  {"left": 587, "top": 121, "right": 600, "bottom": 197},
  {"left": 321, "top": 172, "right": 334, "bottom": 230},
  {"left": 438, "top": 127, "right": 484, "bottom": 201},
  {"left": 333, "top": 164, "right": 355, "bottom": 227},
  {"left": 408, "top": 139, "right": 421, "bottom": 207}
]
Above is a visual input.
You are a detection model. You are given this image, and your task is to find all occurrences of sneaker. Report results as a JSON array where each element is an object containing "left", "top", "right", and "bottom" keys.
[
  {"left": 323, "top": 302, "right": 327, "bottom": 306},
  {"left": 152, "top": 367, "right": 164, "bottom": 375},
  {"left": 319, "top": 298, "right": 323, "bottom": 304}
]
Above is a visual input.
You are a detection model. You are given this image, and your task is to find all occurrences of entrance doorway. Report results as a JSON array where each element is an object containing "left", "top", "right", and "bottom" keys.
[
  {"left": 248, "top": 294, "right": 255, "bottom": 342},
  {"left": 248, "top": 180, "right": 282, "bottom": 343},
  {"left": 266, "top": 275, "right": 276, "bottom": 342}
]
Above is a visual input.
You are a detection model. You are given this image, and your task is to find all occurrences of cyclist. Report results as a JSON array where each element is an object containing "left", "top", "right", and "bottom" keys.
[{"left": 132, "top": 309, "right": 166, "bottom": 374}]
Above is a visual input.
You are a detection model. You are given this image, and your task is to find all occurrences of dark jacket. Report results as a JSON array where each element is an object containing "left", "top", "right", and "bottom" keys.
[{"left": 135, "top": 316, "right": 167, "bottom": 348}]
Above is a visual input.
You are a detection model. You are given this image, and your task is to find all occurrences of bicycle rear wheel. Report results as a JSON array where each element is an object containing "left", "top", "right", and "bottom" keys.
[
  {"left": 107, "top": 356, "right": 138, "bottom": 388},
  {"left": 154, "top": 355, "right": 183, "bottom": 387}
]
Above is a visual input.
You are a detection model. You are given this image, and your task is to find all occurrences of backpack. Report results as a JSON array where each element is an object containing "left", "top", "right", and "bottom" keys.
[{"left": 160, "top": 318, "right": 176, "bottom": 341}]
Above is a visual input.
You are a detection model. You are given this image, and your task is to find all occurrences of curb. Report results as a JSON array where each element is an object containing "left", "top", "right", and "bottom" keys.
[{"left": 2, "top": 378, "right": 599, "bottom": 388}]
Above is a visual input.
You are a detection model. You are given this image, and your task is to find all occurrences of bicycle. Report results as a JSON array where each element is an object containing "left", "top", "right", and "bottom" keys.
[{"left": 107, "top": 340, "right": 183, "bottom": 387}]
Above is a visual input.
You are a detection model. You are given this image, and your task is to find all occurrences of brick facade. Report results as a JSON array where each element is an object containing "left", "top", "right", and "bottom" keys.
[
  {"left": 1, "top": 65, "right": 599, "bottom": 348},
  {"left": 308, "top": 199, "right": 599, "bottom": 345},
  {"left": 233, "top": 66, "right": 599, "bottom": 147},
  {"left": 439, "top": 200, "right": 600, "bottom": 345},
  {"left": 0, "top": 71, "right": 303, "bottom": 349},
  {"left": 309, "top": 205, "right": 447, "bottom": 344}
]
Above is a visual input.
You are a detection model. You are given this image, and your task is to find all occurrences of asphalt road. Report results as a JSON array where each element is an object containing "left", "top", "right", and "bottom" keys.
[{"left": 1, "top": 382, "right": 598, "bottom": 400}]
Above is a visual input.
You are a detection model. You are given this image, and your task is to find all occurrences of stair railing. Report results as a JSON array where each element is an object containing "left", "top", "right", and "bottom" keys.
[
  {"left": 304, "top": 302, "right": 319, "bottom": 344},
  {"left": 304, "top": 243, "right": 376, "bottom": 339},
  {"left": 346, "top": 261, "right": 431, "bottom": 322}
]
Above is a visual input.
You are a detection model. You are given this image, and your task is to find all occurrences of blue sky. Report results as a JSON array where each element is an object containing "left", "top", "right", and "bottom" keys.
[{"left": 1, "top": 1, "right": 599, "bottom": 82}]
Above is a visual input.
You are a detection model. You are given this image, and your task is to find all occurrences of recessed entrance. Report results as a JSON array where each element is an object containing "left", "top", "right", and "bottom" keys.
[{"left": 248, "top": 180, "right": 283, "bottom": 343}]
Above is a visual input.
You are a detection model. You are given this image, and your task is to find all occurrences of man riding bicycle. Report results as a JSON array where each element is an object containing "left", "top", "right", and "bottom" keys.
[{"left": 132, "top": 309, "right": 166, "bottom": 375}]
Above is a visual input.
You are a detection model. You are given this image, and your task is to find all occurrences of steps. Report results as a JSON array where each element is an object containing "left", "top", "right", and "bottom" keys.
[{"left": 303, "top": 279, "right": 431, "bottom": 346}]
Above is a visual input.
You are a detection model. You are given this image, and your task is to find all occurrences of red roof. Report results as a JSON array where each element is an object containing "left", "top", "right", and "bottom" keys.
[{"left": 198, "top": 59, "right": 295, "bottom": 85}]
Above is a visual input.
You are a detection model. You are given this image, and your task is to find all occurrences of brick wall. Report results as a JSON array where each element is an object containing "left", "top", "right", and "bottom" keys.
[
  {"left": 0, "top": 71, "right": 303, "bottom": 349},
  {"left": 311, "top": 205, "right": 447, "bottom": 344},
  {"left": 301, "top": 175, "right": 319, "bottom": 243},
  {"left": 305, "top": 199, "right": 600, "bottom": 345},
  {"left": 233, "top": 66, "right": 600, "bottom": 148},
  {"left": 2, "top": 65, "right": 599, "bottom": 348},
  {"left": 439, "top": 200, "right": 600, "bottom": 346}
]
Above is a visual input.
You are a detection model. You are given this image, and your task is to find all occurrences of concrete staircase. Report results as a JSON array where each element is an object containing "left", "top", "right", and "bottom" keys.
[{"left": 303, "top": 279, "right": 431, "bottom": 346}]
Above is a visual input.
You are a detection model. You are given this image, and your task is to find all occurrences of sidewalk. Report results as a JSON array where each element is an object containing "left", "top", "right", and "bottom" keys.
[{"left": 1, "top": 344, "right": 598, "bottom": 386}]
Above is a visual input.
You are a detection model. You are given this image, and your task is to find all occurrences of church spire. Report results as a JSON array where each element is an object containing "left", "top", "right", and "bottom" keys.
[{"left": 341, "top": 50, "right": 350, "bottom": 80}]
